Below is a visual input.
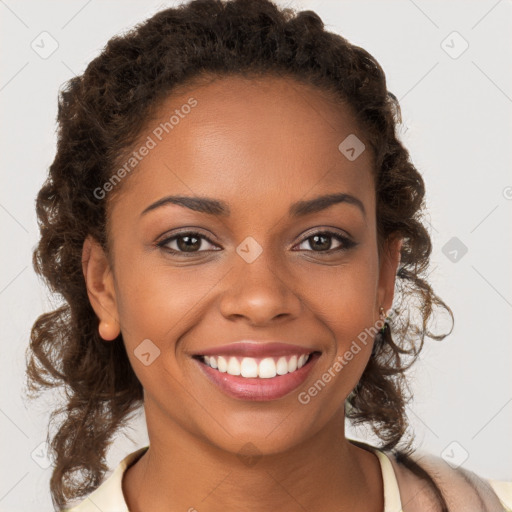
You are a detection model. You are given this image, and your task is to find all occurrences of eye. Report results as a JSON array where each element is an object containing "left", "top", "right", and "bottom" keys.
[
  {"left": 156, "top": 228, "right": 356, "bottom": 257},
  {"left": 293, "top": 230, "right": 356, "bottom": 253},
  {"left": 157, "top": 231, "right": 220, "bottom": 256}
]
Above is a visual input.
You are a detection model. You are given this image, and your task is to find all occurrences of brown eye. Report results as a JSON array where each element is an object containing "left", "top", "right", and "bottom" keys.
[
  {"left": 307, "top": 233, "right": 334, "bottom": 251},
  {"left": 176, "top": 234, "right": 202, "bottom": 252},
  {"left": 295, "top": 230, "right": 356, "bottom": 253},
  {"left": 158, "top": 232, "right": 219, "bottom": 255}
]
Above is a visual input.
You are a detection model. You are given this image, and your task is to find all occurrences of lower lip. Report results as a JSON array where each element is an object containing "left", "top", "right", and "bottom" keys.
[{"left": 193, "top": 353, "right": 320, "bottom": 401}]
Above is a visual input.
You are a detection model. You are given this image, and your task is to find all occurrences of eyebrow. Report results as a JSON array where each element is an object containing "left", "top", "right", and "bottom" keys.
[{"left": 140, "top": 192, "right": 366, "bottom": 219}]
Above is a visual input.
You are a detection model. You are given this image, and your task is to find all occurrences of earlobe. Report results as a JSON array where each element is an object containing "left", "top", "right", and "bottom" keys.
[
  {"left": 98, "top": 320, "right": 120, "bottom": 341},
  {"left": 82, "top": 235, "right": 121, "bottom": 341}
]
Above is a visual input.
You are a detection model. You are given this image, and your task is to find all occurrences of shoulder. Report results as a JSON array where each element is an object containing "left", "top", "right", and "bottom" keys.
[
  {"left": 387, "top": 448, "right": 512, "bottom": 512},
  {"left": 62, "top": 447, "right": 148, "bottom": 512}
]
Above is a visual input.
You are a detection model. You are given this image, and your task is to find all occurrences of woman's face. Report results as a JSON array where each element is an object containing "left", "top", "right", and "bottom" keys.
[{"left": 85, "top": 75, "right": 401, "bottom": 455}]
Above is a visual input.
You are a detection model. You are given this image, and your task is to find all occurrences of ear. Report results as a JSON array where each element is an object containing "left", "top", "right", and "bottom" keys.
[
  {"left": 376, "top": 234, "right": 403, "bottom": 316},
  {"left": 82, "top": 235, "right": 120, "bottom": 341}
]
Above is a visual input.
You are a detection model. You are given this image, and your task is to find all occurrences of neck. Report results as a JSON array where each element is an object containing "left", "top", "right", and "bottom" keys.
[{"left": 123, "top": 404, "right": 383, "bottom": 512}]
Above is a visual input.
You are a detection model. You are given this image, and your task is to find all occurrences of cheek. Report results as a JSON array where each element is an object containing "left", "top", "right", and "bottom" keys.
[
  {"left": 297, "top": 251, "right": 379, "bottom": 331},
  {"left": 114, "top": 256, "right": 222, "bottom": 348},
  {"left": 298, "top": 251, "right": 380, "bottom": 380}
]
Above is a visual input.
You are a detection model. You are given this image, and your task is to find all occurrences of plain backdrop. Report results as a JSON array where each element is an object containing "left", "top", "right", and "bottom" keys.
[{"left": 1, "top": 0, "right": 511, "bottom": 510}]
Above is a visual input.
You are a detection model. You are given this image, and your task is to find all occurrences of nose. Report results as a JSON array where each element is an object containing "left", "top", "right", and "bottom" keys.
[{"left": 219, "top": 249, "right": 303, "bottom": 326}]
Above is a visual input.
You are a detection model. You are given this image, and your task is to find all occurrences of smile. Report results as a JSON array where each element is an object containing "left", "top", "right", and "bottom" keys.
[{"left": 192, "top": 351, "right": 321, "bottom": 401}]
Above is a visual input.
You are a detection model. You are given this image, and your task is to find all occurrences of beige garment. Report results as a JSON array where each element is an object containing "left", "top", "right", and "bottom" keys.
[{"left": 64, "top": 442, "right": 512, "bottom": 512}]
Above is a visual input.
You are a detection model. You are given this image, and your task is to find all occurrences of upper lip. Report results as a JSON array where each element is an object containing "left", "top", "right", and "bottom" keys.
[{"left": 191, "top": 341, "right": 318, "bottom": 358}]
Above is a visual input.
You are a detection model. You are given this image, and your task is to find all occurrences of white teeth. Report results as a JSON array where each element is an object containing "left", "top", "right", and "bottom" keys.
[
  {"left": 217, "top": 355, "right": 228, "bottom": 372},
  {"left": 276, "top": 356, "right": 288, "bottom": 375},
  {"left": 240, "top": 357, "right": 258, "bottom": 378},
  {"left": 201, "top": 353, "right": 311, "bottom": 378},
  {"left": 227, "top": 356, "right": 241, "bottom": 376},
  {"left": 259, "top": 357, "right": 277, "bottom": 378}
]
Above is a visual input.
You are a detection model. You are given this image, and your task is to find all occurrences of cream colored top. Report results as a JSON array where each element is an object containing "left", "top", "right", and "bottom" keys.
[{"left": 64, "top": 442, "right": 512, "bottom": 511}]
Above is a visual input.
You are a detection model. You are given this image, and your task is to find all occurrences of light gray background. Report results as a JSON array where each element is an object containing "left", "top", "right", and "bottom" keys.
[{"left": 1, "top": 0, "right": 511, "bottom": 510}]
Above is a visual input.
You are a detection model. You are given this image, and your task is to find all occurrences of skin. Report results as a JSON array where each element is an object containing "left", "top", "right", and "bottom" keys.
[{"left": 83, "top": 75, "right": 402, "bottom": 512}]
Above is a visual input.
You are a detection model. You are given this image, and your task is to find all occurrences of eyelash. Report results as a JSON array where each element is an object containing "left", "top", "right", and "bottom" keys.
[{"left": 156, "top": 229, "right": 357, "bottom": 257}]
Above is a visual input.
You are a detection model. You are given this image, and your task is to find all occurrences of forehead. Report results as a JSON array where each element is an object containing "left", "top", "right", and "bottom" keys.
[{"left": 110, "top": 74, "right": 375, "bottom": 219}]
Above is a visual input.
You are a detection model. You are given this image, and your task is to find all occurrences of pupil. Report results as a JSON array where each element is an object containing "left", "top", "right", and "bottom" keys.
[{"left": 177, "top": 235, "right": 200, "bottom": 252}]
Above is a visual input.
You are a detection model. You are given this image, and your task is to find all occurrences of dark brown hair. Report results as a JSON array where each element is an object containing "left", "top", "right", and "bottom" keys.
[{"left": 26, "top": 0, "right": 454, "bottom": 509}]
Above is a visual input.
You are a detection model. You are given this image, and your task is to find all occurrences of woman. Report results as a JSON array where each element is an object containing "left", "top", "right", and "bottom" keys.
[{"left": 26, "top": 0, "right": 512, "bottom": 510}]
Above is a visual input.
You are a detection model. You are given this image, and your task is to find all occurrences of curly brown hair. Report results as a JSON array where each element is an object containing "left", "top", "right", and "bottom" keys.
[{"left": 26, "top": 0, "right": 454, "bottom": 509}]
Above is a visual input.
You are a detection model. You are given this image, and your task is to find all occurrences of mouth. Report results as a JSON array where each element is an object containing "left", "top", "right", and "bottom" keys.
[{"left": 192, "top": 351, "right": 321, "bottom": 401}]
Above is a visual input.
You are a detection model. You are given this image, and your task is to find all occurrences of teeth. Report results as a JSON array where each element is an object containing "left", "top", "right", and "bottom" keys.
[
  {"left": 202, "top": 353, "right": 311, "bottom": 378},
  {"left": 227, "top": 356, "right": 241, "bottom": 376},
  {"left": 217, "top": 356, "right": 228, "bottom": 373},
  {"left": 276, "top": 356, "right": 288, "bottom": 375},
  {"left": 240, "top": 357, "right": 258, "bottom": 378},
  {"left": 259, "top": 357, "right": 276, "bottom": 379}
]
